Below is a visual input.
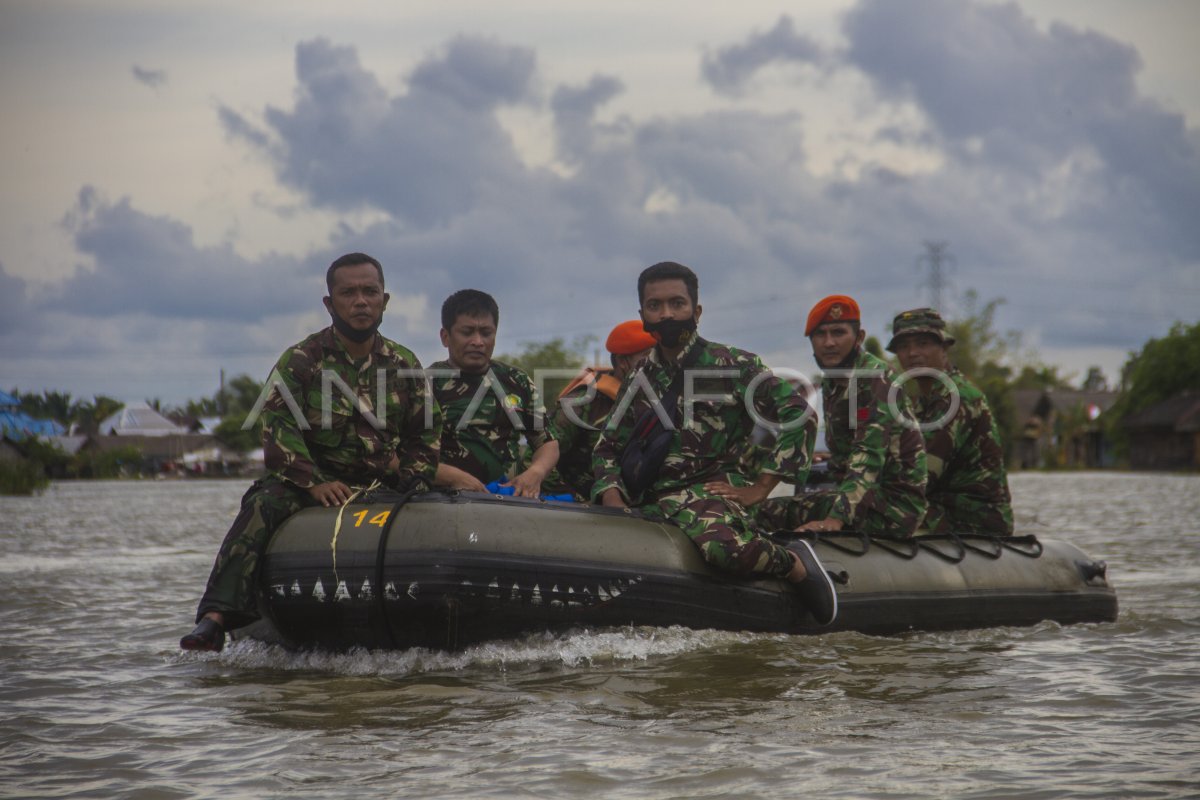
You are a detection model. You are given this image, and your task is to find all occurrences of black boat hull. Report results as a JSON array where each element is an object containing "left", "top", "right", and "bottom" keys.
[{"left": 249, "top": 491, "right": 1118, "bottom": 650}]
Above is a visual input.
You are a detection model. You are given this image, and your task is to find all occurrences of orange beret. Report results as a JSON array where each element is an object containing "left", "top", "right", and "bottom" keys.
[
  {"left": 805, "top": 294, "right": 860, "bottom": 336},
  {"left": 606, "top": 319, "right": 658, "bottom": 355}
]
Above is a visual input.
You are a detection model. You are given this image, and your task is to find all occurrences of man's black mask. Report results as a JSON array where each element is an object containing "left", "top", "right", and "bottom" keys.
[
  {"left": 330, "top": 308, "right": 380, "bottom": 344},
  {"left": 643, "top": 316, "right": 697, "bottom": 348}
]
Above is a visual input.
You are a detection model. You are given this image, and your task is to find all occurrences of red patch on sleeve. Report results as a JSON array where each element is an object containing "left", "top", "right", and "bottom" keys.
[{"left": 857, "top": 407, "right": 871, "bottom": 422}]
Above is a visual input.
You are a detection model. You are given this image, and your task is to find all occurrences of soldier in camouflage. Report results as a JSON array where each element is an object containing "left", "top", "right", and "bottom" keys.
[
  {"left": 430, "top": 289, "right": 558, "bottom": 497},
  {"left": 547, "top": 320, "right": 656, "bottom": 500},
  {"left": 758, "top": 295, "right": 927, "bottom": 538},
  {"left": 181, "top": 253, "right": 442, "bottom": 652},
  {"left": 887, "top": 308, "right": 1013, "bottom": 535},
  {"left": 593, "top": 263, "right": 836, "bottom": 624}
]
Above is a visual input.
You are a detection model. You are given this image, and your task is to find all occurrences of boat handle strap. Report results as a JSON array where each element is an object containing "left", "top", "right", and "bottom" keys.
[{"left": 1001, "top": 535, "right": 1044, "bottom": 558}]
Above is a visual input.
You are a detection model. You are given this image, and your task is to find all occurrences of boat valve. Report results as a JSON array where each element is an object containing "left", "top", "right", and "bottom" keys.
[{"left": 1077, "top": 560, "right": 1108, "bottom": 582}]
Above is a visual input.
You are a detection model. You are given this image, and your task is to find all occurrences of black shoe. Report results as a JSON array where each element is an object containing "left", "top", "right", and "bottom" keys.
[
  {"left": 787, "top": 540, "right": 838, "bottom": 626},
  {"left": 180, "top": 618, "right": 225, "bottom": 652}
]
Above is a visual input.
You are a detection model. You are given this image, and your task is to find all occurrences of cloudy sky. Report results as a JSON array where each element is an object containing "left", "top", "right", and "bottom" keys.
[{"left": 2, "top": 0, "right": 1198, "bottom": 407}]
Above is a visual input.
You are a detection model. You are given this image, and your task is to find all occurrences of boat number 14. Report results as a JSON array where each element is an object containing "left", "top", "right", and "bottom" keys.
[{"left": 350, "top": 510, "right": 391, "bottom": 527}]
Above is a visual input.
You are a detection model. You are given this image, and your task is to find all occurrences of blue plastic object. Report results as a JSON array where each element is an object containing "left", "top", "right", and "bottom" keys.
[{"left": 485, "top": 481, "right": 575, "bottom": 502}]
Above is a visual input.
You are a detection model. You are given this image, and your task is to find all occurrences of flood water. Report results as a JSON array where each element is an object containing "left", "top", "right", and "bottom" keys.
[{"left": 2, "top": 472, "right": 1198, "bottom": 799}]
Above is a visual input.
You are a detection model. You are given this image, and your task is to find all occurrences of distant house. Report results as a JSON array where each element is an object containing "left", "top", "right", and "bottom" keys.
[
  {"left": 47, "top": 435, "right": 90, "bottom": 457},
  {"left": 97, "top": 402, "right": 188, "bottom": 437},
  {"left": 80, "top": 433, "right": 217, "bottom": 476},
  {"left": 1012, "top": 388, "right": 1119, "bottom": 469},
  {"left": 0, "top": 390, "right": 67, "bottom": 439},
  {"left": 1123, "top": 390, "right": 1200, "bottom": 470}
]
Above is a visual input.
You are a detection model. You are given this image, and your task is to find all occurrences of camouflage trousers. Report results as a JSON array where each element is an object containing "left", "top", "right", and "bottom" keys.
[
  {"left": 924, "top": 493, "right": 1014, "bottom": 536},
  {"left": 757, "top": 487, "right": 925, "bottom": 539},
  {"left": 642, "top": 482, "right": 794, "bottom": 578},
  {"left": 195, "top": 477, "right": 316, "bottom": 628}
]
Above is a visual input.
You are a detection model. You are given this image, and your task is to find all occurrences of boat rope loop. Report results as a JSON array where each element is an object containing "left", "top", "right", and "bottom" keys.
[
  {"left": 917, "top": 535, "right": 966, "bottom": 563},
  {"left": 770, "top": 530, "right": 1043, "bottom": 562},
  {"left": 1000, "top": 535, "right": 1043, "bottom": 558}
]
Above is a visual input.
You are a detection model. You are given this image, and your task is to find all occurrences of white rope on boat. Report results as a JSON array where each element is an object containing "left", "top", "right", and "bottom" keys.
[{"left": 330, "top": 479, "right": 382, "bottom": 585}]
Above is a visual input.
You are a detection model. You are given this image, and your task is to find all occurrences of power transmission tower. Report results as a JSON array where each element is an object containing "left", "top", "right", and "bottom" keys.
[{"left": 916, "top": 240, "right": 954, "bottom": 311}]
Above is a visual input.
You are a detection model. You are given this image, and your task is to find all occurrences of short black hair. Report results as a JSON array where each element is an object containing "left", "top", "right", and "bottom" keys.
[
  {"left": 638, "top": 261, "right": 698, "bottom": 306},
  {"left": 326, "top": 252, "right": 384, "bottom": 294},
  {"left": 442, "top": 289, "right": 499, "bottom": 331}
]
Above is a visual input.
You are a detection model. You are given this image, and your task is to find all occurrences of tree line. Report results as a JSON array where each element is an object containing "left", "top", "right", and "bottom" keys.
[{"left": 6, "top": 299, "right": 1198, "bottom": 492}]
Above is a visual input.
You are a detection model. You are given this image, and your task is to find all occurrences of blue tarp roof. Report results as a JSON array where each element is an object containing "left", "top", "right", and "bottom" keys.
[
  {"left": 0, "top": 410, "right": 66, "bottom": 439},
  {"left": 0, "top": 390, "right": 21, "bottom": 407}
]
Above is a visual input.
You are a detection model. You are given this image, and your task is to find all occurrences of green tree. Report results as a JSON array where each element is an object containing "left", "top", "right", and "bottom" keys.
[
  {"left": 73, "top": 444, "right": 143, "bottom": 478},
  {"left": 1011, "top": 364, "right": 1072, "bottom": 392},
  {"left": 497, "top": 335, "right": 595, "bottom": 401},
  {"left": 0, "top": 459, "right": 49, "bottom": 495},
  {"left": 224, "top": 374, "right": 267, "bottom": 415},
  {"left": 1081, "top": 366, "right": 1109, "bottom": 392},
  {"left": 1114, "top": 321, "right": 1200, "bottom": 413},
  {"left": 1107, "top": 320, "right": 1200, "bottom": 455},
  {"left": 942, "top": 290, "right": 1065, "bottom": 460},
  {"left": 943, "top": 292, "right": 1019, "bottom": 454},
  {"left": 0, "top": 436, "right": 68, "bottom": 494},
  {"left": 213, "top": 416, "right": 261, "bottom": 453},
  {"left": 183, "top": 396, "right": 221, "bottom": 418},
  {"left": 23, "top": 390, "right": 75, "bottom": 425},
  {"left": 70, "top": 395, "right": 124, "bottom": 435},
  {"left": 212, "top": 374, "right": 265, "bottom": 452}
]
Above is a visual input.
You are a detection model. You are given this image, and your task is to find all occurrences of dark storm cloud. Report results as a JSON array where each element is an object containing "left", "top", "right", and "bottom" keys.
[
  {"left": 19, "top": 7, "right": 1197, "bottom": 404},
  {"left": 220, "top": 36, "right": 545, "bottom": 228},
  {"left": 551, "top": 75, "right": 625, "bottom": 162},
  {"left": 842, "top": 0, "right": 1200, "bottom": 257},
  {"left": 700, "top": 16, "right": 825, "bottom": 96},
  {"left": 408, "top": 34, "right": 537, "bottom": 109},
  {"left": 131, "top": 64, "right": 167, "bottom": 89},
  {"left": 210, "top": 29, "right": 1195, "bottom": 355},
  {"left": 49, "top": 186, "right": 312, "bottom": 321}
]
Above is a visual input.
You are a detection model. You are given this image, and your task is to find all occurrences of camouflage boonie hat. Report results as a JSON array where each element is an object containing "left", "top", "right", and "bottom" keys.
[{"left": 886, "top": 307, "right": 955, "bottom": 352}]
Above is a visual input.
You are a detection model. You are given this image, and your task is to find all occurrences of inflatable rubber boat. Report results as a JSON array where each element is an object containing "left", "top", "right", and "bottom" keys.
[{"left": 246, "top": 489, "right": 1118, "bottom": 651}]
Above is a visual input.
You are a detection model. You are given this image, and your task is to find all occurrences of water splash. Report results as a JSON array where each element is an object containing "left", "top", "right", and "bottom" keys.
[{"left": 186, "top": 625, "right": 775, "bottom": 675}]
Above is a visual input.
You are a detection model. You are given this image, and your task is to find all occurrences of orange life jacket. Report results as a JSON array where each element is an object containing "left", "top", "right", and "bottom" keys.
[{"left": 558, "top": 367, "right": 621, "bottom": 402}]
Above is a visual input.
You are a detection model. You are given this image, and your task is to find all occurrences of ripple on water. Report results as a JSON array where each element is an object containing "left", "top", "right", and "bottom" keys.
[{"left": 2, "top": 475, "right": 1199, "bottom": 799}]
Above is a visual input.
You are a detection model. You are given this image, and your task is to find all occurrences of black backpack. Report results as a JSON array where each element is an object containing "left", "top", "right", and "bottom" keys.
[{"left": 619, "top": 339, "right": 706, "bottom": 502}]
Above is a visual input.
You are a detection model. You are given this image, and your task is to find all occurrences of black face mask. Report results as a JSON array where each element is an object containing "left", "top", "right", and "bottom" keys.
[
  {"left": 817, "top": 345, "right": 860, "bottom": 372},
  {"left": 329, "top": 308, "right": 380, "bottom": 344},
  {"left": 643, "top": 316, "right": 697, "bottom": 348}
]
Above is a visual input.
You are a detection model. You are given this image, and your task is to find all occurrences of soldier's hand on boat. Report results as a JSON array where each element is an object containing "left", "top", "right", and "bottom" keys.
[
  {"left": 795, "top": 517, "right": 844, "bottom": 533},
  {"left": 503, "top": 468, "right": 545, "bottom": 498},
  {"left": 307, "top": 480, "right": 354, "bottom": 507},
  {"left": 704, "top": 480, "right": 770, "bottom": 508},
  {"left": 434, "top": 464, "right": 487, "bottom": 492}
]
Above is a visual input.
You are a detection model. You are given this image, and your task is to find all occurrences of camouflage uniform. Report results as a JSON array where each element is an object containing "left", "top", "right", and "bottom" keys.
[
  {"left": 547, "top": 368, "right": 620, "bottom": 499},
  {"left": 593, "top": 332, "right": 816, "bottom": 578},
  {"left": 430, "top": 359, "right": 553, "bottom": 484},
  {"left": 196, "top": 328, "right": 441, "bottom": 628},
  {"left": 758, "top": 349, "right": 927, "bottom": 537},
  {"left": 913, "top": 367, "right": 1013, "bottom": 534}
]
